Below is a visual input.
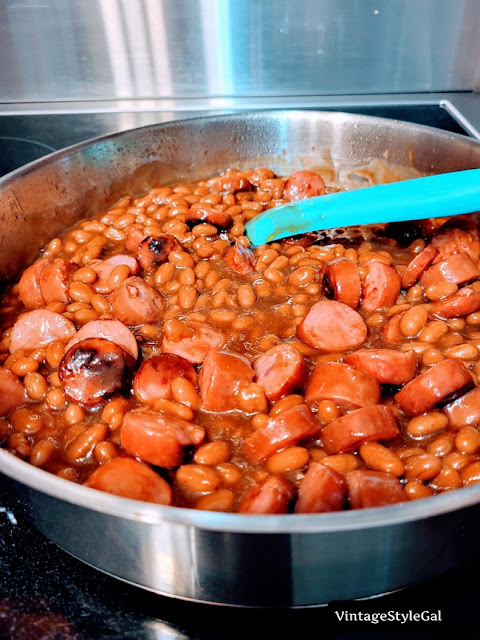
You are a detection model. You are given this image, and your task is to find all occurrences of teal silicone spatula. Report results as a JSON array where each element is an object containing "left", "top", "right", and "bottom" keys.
[{"left": 244, "top": 168, "right": 480, "bottom": 246}]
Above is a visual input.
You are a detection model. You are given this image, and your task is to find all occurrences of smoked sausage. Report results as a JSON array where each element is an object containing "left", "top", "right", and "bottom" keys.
[
  {"left": 9, "top": 310, "right": 76, "bottom": 354},
  {"left": 420, "top": 252, "right": 480, "bottom": 290},
  {"left": 136, "top": 235, "right": 182, "bottom": 270},
  {"left": 18, "top": 258, "right": 52, "bottom": 309},
  {"left": 294, "top": 462, "right": 347, "bottom": 513},
  {"left": 254, "top": 343, "right": 308, "bottom": 402},
  {"left": 162, "top": 320, "right": 225, "bottom": 364},
  {"left": 224, "top": 244, "right": 256, "bottom": 275},
  {"left": 297, "top": 300, "right": 367, "bottom": 351},
  {"left": 344, "top": 349, "right": 418, "bottom": 385},
  {"left": 325, "top": 258, "right": 361, "bottom": 308},
  {"left": 305, "top": 362, "right": 381, "bottom": 409},
  {"left": 133, "top": 354, "right": 197, "bottom": 405},
  {"left": 361, "top": 261, "right": 401, "bottom": 313},
  {"left": 346, "top": 470, "right": 406, "bottom": 508},
  {"left": 283, "top": 170, "right": 326, "bottom": 202},
  {"left": 199, "top": 350, "right": 255, "bottom": 412},
  {"left": 237, "top": 474, "right": 295, "bottom": 514},
  {"left": 109, "top": 276, "right": 165, "bottom": 326},
  {"left": 0, "top": 367, "right": 27, "bottom": 415},
  {"left": 65, "top": 318, "right": 138, "bottom": 360}
]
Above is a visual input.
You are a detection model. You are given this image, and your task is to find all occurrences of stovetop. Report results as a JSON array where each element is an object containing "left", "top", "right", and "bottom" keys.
[{"left": 1, "top": 95, "right": 480, "bottom": 639}]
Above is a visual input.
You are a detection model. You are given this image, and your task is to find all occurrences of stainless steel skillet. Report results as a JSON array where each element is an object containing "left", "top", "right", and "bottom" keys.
[{"left": 1, "top": 110, "right": 480, "bottom": 607}]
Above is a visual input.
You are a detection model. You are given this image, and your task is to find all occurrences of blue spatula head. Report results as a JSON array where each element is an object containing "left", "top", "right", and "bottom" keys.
[{"left": 245, "top": 169, "right": 480, "bottom": 246}]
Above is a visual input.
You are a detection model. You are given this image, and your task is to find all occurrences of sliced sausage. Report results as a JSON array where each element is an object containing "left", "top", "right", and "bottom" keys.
[
  {"left": 224, "top": 244, "right": 256, "bottom": 275},
  {"left": 39, "top": 259, "right": 79, "bottom": 305},
  {"left": 380, "top": 311, "right": 408, "bottom": 344},
  {"left": 59, "top": 337, "right": 134, "bottom": 407},
  {"left": 65, "top": 318, "right": 138, "bottom": 360},
  {"left": 431, "top": 227, "right": 480, "bottom": 264},
  {"left": 430, "top": 284, "right": 480, "bottom": 319},
  {"left": 91, "top": 255, "right": 140, "bottom": 293},
  {"left": 0, "top": 366, "right": 27, "bottom": 415},
  {"left": 305, "top": 362, "right": 380, "bottom": 409},
  {"left": 346, "top": 470, "right": 406, "bottom": 509},
  {"left": 344, "top": 349, "right": 418, "bottom": 385},
  {"left": 361, "top": 261, "right": 401, "bottom": 313},
  {"left": 294, "top": 462, "right": 347, "bottom": 513},
  {"left": 18, "top": 258, "right": 52, "bottom": 309},
  {"left": 401, "top": 245, "right": 439, "bottom": 288},
  {"left": 136, "top": 235, "right": 182, "bottom": 271},
  {"left": 253, "top": 343, "right": 308, "bottom": 402},
  {"left": 321, "top": 405, "right": 400, "bottom": 454},
  {"left": 9, "top": 310, "right": 76, "bottom": 354},
  {"left": 324, "top": 259, "right": 361, "bottom": 308},
  {"left": 297, "top": 300, "right": 367, "bottom": 352},
  {"left": 84, "top": 457, "right": 173, "bottom": 505},
  {"left": 121, "top": 409, "right": 205, "bottom": 468},
  {"left": 186, "top": 205, "right": 233, "bottom": 230},
  {"left": 109, "top": 276, "right": 165, "bottom": 326},
  {"left": 420, "top": 252, "right": 480, "bottom": 290},
  {"left": 237, "top": 475, "right": 295, "bottom": 514},
  {"left": 162, "top": 320, "right": 225, "bottom": 364},
  {"left": 133, "top": 354, "right": 197, "bottom": 405},
  {"left": 199, "top": 349, "right": 255, "bottom": 412},
  {"left": 207, "top": 173, "right": 252, "bottom": 194},
  {"left": 280, "top": 232, "right": 319, "bottom": 248},
  {"left": 243, "top": 404, "right": 320, "bottom": 462},
  {"left": 444, "top": 387, "right": 480, "bottom": 429},
  {"left": 125, "top": 226, "right": 146, "bottom": 253},
  {"left": 394, "top": 359, "right": 474, "bottom": 416},
  {"left": 283, "top": 170, "right": 326, "bottom": 202}
]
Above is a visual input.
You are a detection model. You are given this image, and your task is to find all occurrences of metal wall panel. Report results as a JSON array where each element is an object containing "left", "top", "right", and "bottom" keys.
[{"left": 0, "top": 0, "right": 478, "bottom": 102}]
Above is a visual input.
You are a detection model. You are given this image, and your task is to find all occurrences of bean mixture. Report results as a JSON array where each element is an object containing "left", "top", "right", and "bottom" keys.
[{"left": 2, "top": 166, "right": 480, "bottom": 514}]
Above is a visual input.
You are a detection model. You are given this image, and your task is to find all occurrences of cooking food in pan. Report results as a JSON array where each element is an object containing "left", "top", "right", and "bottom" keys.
[{"left": 2, "top": 165, "right": 480, "bottom": 514}]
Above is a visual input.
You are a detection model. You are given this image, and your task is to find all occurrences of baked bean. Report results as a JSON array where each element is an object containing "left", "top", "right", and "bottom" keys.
[
  {"left": 444, "top": 343, "right": 478, "bottom": 360},
  {"left": 195, "top": 489, "right": 234, "bottom": 511},
  {"left": 45, "top": 342, "right": 65, "bottom": 369},
  {"left": 321, "top": 453, "right": 359, "bottom": 474},
  {"left": 8, "top": 432, "right": 32, "bottom": 457},
  {"left": 176, "top": 464, "right": 222, "bottom": 493},
  {"left": 66, "top": 422, "right": 108, "bottom": 460},
  {"left": 359, "top": 443, "right": 404, "bottom": 477},
  {"left": 23, "top": 372, "right": 48, "bottom": 400},
  {"left": 443, "top": 451, "right": 475, "bottom": 471},
  {"left": 93, "top": 440, "right": 118, "bottom": 464},
  {"left": 64, "top": 403, "right": 86, "bottom": 426},
  {"left": 425, "top": 282, "right": 458, "bottom": 301},
  {"left": 399, "top": 306, "right": 428, "bottom": 337},
  {"left": 430, "top": 466, "right": 463, "bottom": 491},
  {"left": 171, "top": 377, "right": 201, "bottom": 410},
  {"left": 404, "top": 453, "right": 442, "bottom": 481},
  {"left": 316, "top": 400, "right": 341, "bottom": 424},
  {"left": 10, "top": 357, "right": 39, "bottom": 377},
  {"left": 460, "top": 461, "right": 480, "bottom": 485},
  {"left": 269, "top": 394, "right": 304, "bottom": 417},
  {"left": 403, "top": 480, "right": 434, "bottom": 500},
  {"left": 194, "top": 441, "right": 230, "bottom": 466},
  {"left": 10, "top": 407, "right": 43, "bottom": 434},
  {"left": 454, "top": 426, "right": 480, "bottom": 454},
  {"left": 426, "top": 432, "right": 455, "bottom": 457},
  {"left": 406, "top": 412, "right": 449, "bottom": 438},
  {"left": 100, "top": 397, "right": 128, "bottom": 430},
  {"left": 153, "top": 398, "right": 195, "bottom": 421},
  {"left": 266, "top": 447, "right": 309, "bottom": 473},
  {"left": 30, "top": 438, "right": 56, "bottom": 467}
]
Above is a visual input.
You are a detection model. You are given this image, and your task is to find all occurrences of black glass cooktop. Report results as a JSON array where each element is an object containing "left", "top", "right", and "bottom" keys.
[{"left": 0, "top": 104, "right": 479, "bottom": 639}]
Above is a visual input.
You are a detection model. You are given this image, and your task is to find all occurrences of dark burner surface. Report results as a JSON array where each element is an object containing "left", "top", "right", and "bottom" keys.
[{"left": 0, "top": 508, "right": 478, "bottom": 639}]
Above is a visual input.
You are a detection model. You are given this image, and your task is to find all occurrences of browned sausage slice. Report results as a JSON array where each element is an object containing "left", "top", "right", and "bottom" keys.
[
  {"left": 253, "top": 343, "right": 308, "bottom": 402},
  {"left": 199, "top": 349, "right": 255, "bottom": 412},
  {"left": 84, "top": 457, "right": 173, "bottom": 505},
  {"left": 0, "top": 366, "right": 27, "bottom": 415},
  {"left": 297, "top": 300, "right": 367, "bottom": 352},
  {"left": 133, "top": 354, "right": 198, "bottom": 405},
  {"left": 394, "top": 359, "right": 474, "bottom": 416},
  {"left": 9, "top": 310, "right": 76, "bottom": 354},
  {"left": 237, "top": 475, "right": 295, "bottom": 514},
  {"left": 186, "top": 205, "right": 233, "bottom": 230},
  {"left": 321, "top": 405, "right": 400, "bottom": 454},
  {"left": 283, "top": 170, "right": 326, "bottom": 202},
  {"left": 109, "top": 276, "right": 165, "bottom": 326},
  {"left": 162, "top": 320, "right": 225, "bottom": 364},
  {"left": 344, "top": 349, "right": 418, "bottom": 385},
  {"left": 39, "top": 259, "right": 79, "bottom": 305},
  {"left": 207, "top": 173, "right": 252, "bottom": 194},
  {"left": 59, "top": 337, "right": 134, "bottom": 407},
  {"left": 401, "top": 245, "right": 439, "bottom": 288},
  {"left": 91, "top": 255, "right": 140, "bottom": 293},
  {"left": 444, "top": 387, "right": 480, "bottom": 429},
  {"left": 346, "top": 470, "right": 406, "bottom": 509},
  {"left": 325, "top": 259, "right": 361, "bottom": 308},
  {"left": 224, "top": 244, "right": 256, "bottom": 275},
  {"left": 18, "top": 258, "right": 52, "bottom": 309},
  {"left": 429, "top": 284, "right": 480, "bottom": 319},
  {"left": 305, "top": 362, "right": 381, "bottom": 409},
  {"left": 431, "top": 227, "right": 480, "bottom": 264},
  {"left": 243, "top": 404, "right": 320, "bottom": 462},
  {"left": 125, "top": 226, "right": 146, "bottom": 252},
  {"left": 121, "top": 409, "right": 205, "bottom": 468},
  {"left": 361, "top": 261, "right": 401, "bottom": 313},
  {"left": 65, "top": 318, "right": 138, "bottom": 360},
  {"left": 294, "top": 462, "right": 347, "bottom": 513},
  {"left": 136, "top": 235, "right": 182, "bottom": 270},
  {"left": 420, "top": 253, "right": 480, "bottom": 290}
]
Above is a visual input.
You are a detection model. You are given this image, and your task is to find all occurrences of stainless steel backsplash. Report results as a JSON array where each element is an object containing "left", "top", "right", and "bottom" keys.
[{"left": 0, "top": 0, "right": 479, "bottom": 103}]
